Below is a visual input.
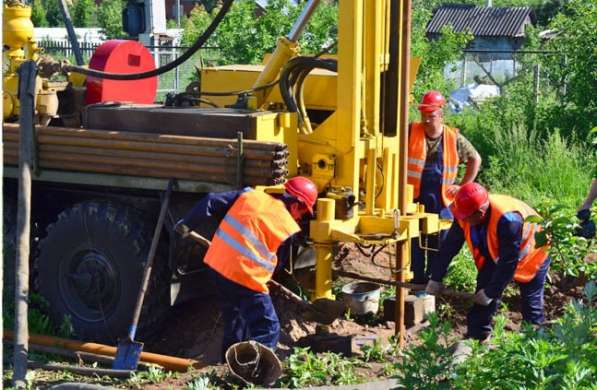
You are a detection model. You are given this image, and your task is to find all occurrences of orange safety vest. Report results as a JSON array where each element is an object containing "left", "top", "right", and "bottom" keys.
[
  {"left": 457, "top": 194, "right": 549, "bottom": 283},
  {"left": 204, "top": 190, "right": 301, "bottom": 293},
  {"left": 407, "top": 123, "right": 460, "bottom": 206}
]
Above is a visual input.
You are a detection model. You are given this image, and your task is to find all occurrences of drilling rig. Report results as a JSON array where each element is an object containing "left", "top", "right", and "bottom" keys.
[{"left": 3, "top": 0, "right": 443, "bottom": 345}]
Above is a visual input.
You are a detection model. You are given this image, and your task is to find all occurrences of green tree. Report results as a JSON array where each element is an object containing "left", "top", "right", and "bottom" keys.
[
  {"left": 410, "top": 0, "right": 474, "bottom": 100},
  {"left": 182, "top": 0, "right": 337, "bottom": 65},
  {"left": 98, "top": 0, "right": 125, "bottom": 38},
  {"left": 71, "top": 0, "right": 97, "bottom": 27},
  {"left": 43, "top": 0, "right": 64, "bottom": 26},
  {"left": 30, "top": 0, "right": 48, "bottom": 27},
  {"left": 540, "top": 0, "right": 596, "bottom": 140}
]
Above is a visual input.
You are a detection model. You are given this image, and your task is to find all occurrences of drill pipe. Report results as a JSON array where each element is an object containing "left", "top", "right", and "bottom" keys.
[
  {"left": 3, "top": 330, "right": 204, "bottom": 372},
  {"left": 4, "top": 124, "right": 288, "bottom": 151},
  {"left": 29, "top": 144, "right": 288, "bottom": 170},
  {"left": 3, "top": 131, "right": 287, "bottom": 161}
]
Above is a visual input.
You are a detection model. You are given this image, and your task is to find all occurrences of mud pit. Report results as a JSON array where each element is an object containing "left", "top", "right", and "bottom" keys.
[{"left": 148, "top": 243, "right": 399, "bottom": 363}]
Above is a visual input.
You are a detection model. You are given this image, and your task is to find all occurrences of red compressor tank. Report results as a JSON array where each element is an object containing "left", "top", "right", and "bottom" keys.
[{"left": 85, "top": 40, "right": 158, "bottom": 105}]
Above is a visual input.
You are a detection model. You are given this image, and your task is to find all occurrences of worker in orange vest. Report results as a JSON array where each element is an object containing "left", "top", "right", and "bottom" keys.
[
  {"left": 177, "top": 177, "right": 318, "bottom": 357},
  {"left": 408, "top": 90, "right": 482, "bottom": 285},
  {"left": 425, "top": 183, "right": 551, "bottom": 340}
]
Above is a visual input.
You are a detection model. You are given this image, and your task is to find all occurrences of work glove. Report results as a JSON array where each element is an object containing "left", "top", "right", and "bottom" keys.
[
  {"left": 425, "top": 280, "right": 444, "bottom": 295},
  {"left": 174, "top": 219, "right": 190, "bottom": 238},
  {"left": 474, "top": 289, "right": 493, "bottom": 306},
  {"left": 575, "top": 209, "right": 596, "bottom": 239}
]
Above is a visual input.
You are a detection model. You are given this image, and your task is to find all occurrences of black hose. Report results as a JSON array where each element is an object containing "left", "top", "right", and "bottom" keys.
[
  {"left": 279, "top": 57, "right": 336, "bottom": 130},
  {"left": 62, "top": 0, "right": 234, "bottom": 80}
]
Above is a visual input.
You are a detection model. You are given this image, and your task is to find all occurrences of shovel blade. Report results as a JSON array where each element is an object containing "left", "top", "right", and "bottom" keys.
[{"left": 113, "top": 339, "right": 144, "bottom": 370}]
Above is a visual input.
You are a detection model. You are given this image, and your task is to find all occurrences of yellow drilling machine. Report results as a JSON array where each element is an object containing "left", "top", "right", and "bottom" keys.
[{"left": 2, "top": 0, "right": 444, "bottom": 346}]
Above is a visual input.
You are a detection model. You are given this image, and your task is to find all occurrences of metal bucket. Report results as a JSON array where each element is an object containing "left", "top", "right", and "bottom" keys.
[{"left": 341, "top": 281, "right": 381, "bottom": 315}]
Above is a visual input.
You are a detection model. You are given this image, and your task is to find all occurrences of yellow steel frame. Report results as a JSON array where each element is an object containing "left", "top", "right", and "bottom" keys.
[{"left": 244, "top": 1, "right": 437, "bottom": 304}]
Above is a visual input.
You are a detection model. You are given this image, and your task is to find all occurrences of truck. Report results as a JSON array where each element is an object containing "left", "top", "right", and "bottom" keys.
[{"left": 3, "top": 0, "right": 443, "bottom": 345}]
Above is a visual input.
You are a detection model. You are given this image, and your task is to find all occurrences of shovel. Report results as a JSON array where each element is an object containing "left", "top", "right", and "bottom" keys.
[
  {"left": 113, "top": 180, "right": 174, "bottom": 370},
  {"left": 175, "top": 226, "right": 346, "bottom": 324}
]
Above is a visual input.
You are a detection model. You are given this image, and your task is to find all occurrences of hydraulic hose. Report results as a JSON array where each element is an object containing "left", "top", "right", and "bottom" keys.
[
  {"left": 279, "top": 56, "right": 337, "bottom": 134},
  {"left": 62, "top": 0, "right": 234, "bottom": 80}
]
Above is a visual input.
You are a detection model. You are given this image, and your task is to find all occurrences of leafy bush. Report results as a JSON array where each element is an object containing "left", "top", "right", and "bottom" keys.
[
  {"left": 30, "top": 0, "right": 48, "bottom": 27},
  {"left": 443, "top": 250, "right": 477, "bottom": 292},
  {"left": 392, "top": 282, "right": 597, "bottom": 389},
  {"left": 182, "top": 0, "right": 337, "bottom": 65},
  {"left": 276, "top": 347, "right": 362, "bottom": 388},
  {"left": 529, "top": 202, "right": 596, "bottom": 278},
  {"left": 453, "top": 282, "right": 597, "bottom": 389},
  {"left": 393, "top": 313, "right": 456, "bottom": 389},
  {"left": 97, "top": 0, "right": 125, "bottom": 39},
  {"left": 540, "top": 0, "right": 597, "bottom": 140},
  {"left": 71, "top": 0, "right": 97, "bottom": 27}
]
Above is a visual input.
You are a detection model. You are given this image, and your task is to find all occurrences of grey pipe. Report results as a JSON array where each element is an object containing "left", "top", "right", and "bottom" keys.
[{"left": 287, "top": 0, "right": 321, "bottom": 42}]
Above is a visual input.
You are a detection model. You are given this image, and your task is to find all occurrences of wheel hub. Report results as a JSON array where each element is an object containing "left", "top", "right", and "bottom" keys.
[{"left": 61, "top": 250, "right": 120, "bottom": 322}]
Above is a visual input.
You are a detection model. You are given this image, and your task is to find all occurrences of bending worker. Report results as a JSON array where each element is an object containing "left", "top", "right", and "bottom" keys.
[
  {"left": 408, "top": 90, "right": 482, "bottom": 284},
  {"left": 176, "top": 177, "right": 318, "bottom": 357},
  {"left": 425, "top": 183, "right": 550, "bottom": 341}
]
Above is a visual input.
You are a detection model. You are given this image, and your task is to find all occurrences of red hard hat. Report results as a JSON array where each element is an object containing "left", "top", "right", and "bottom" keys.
[
  {"left": 450, "top": 182, "right": 489, "bottom": 220},
  {"left": 284, "top": 176, "right": 318, "bottom": 214},
  {"left": 418, "top": 90, "right": 446, "bottom": 113}
]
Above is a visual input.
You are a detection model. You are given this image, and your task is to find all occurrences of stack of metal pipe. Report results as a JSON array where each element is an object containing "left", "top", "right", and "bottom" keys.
[{"left": 3, "top": 124, "right": 289, "bottom": 186}]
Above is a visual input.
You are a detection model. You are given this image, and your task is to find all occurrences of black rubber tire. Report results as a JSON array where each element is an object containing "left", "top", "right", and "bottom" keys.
[{"left": 36, "top": 201, "right": 170, "bottom": 343}]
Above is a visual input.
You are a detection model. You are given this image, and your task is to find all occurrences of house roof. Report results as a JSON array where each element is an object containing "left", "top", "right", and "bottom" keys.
[{"left": 426, "top": 5, "right": 535, "bottom": 38}]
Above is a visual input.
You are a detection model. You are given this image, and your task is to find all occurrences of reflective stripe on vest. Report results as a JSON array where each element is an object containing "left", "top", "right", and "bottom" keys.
[
  {"left": 204, "top": 191, "right": 301, "bottom": 292},
  {"left": 407, "top": 123, "right": 460, "bottom": 206},
  {"left": 214, "top": 225, "right": 275, "bottom": 273},
  {"left": 458, "top": 194, "right": 549, "bottom": 283}
]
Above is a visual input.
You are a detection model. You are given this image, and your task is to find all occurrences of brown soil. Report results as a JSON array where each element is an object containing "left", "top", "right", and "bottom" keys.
[{"left": 22, "top": 244, "right": 591, "bottom": 389}]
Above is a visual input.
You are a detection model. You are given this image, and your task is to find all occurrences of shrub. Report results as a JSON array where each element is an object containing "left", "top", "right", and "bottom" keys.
[
  {"left": 453, "top": 282, "right": 597, "bottom": 389},
  {"left": 443, "top": 250, "right": 477, "bottom": 292},
  {"left": 182, "top": 0, "right": 337, "bottom": 65},
  {"left": 392, "top": 313, "right": 456, "bottom": 389},
  {"left": 276, "top": 347, "right": 362, "bottom": 388},
  {"left": 529, "top": 202, "right": 596, "bottom": 279},
  {"left": 391, "top": 282, "right": 597, "bottom": 389}
]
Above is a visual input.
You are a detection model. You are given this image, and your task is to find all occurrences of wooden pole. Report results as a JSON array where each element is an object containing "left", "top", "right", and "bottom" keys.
[
  {"left": 0, "top": 25, "right": 4, "bottom": 388},
  {"left": 396, "top": 0, "right": 412, "bottom": 347},
  {"left": 13, "top": 60, "right": 37, "bottom": 389}
]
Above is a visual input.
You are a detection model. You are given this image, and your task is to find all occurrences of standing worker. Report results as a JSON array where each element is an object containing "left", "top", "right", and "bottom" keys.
[
  {"left": 425, "top": 183, "right": 550, "bottom": 341},
  {"left": 408, "top": 90, "right": 482, "bottom": 284},
  {"left": 176, "top": 177, "right": 318, "bottom": 357}
]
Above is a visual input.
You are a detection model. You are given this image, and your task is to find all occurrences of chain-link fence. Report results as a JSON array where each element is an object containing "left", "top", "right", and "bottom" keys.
[{"left": 38, "top": 40, "right": 222, "bottom": 101}]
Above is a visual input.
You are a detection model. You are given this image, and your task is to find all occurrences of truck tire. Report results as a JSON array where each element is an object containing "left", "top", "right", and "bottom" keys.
[{"left": 36, "top": 201, "right": 170, "bottom": 343}]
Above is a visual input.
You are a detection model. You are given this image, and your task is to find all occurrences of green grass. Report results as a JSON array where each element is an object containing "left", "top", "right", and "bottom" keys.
[{"left": 482, "top": 127, "right": 592, "bottom": 209}]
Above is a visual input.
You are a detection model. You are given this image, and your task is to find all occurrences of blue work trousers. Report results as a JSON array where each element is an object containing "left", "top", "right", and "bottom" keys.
[
  {"left": 467, "top": 257, "right": 551, "bottom": 340},
  {"left": 410, "top": 229, "right": 450, "bottom": 284},
  {"left": 410, "top": 139, "right": 453, "bottom": 284},
  {"left": 209, "top": 269, "right": 280, "bottom": 359}
]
